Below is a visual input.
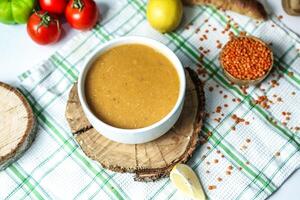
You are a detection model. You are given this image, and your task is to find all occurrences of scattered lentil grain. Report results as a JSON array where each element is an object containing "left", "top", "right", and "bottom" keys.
[
  {"left": 208, "top": 185, "right": 217, "bottom": 190},
  {"left": 288, "top": 72, "right": 294, "bottom": 77},
  {"left": 216, "top": 106, "right": 222, "bottom": 113}
]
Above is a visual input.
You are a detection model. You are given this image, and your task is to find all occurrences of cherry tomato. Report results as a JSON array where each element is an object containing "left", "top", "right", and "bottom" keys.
[
  {"left": 39, "top": 0, "right": 68, "bottom": 14},
  {"left": 65, "top": 0, "right": 99, "bottom": 30},
  {"left": 27, "top": 11, "right": 62, "bottom": 45}
]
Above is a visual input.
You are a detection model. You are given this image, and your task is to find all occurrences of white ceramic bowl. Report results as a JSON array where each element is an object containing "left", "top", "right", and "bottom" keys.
[{"left": 78, "top": 36, "right": 186, "bottom": 144}]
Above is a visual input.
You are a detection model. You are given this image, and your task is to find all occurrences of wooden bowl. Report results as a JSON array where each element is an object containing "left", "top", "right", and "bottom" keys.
[{"left": 219, "top": 36, "right": 274, "bottom": 86}]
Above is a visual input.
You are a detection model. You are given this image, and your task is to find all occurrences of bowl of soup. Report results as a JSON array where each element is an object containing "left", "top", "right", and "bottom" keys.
[{"left": 78, "top": 36, "right": 186, "bottom": 144}]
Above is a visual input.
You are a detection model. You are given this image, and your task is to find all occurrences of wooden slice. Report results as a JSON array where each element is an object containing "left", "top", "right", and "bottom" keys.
[
  {"left": 0, "top": 82, "right": 37, "bottom": 170},
  {"left": 65, "top": 68, "right": 205, "bottom": 181}
]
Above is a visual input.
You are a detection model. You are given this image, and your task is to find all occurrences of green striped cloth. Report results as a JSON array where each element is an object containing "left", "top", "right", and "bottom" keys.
[{"left": 1, "top": 0, "right": 300, "bottom": 199}]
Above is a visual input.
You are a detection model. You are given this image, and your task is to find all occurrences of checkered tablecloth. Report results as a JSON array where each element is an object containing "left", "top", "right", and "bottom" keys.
[{"left": 1, "top": 0, "right": 300, "bottom": 199}]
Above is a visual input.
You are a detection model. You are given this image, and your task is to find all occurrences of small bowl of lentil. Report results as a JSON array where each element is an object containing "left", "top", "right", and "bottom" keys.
[{"left": 219, "top": 36, "right": 273, "bottom": 86}]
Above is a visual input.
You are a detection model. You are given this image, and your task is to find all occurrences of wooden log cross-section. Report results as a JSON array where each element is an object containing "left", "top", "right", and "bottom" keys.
[
  {"left": 0, "top": 82, "right": 37, "bottom": 170},
  {"left": 65, "top": 68, "right": 205, "bottom": 181}
]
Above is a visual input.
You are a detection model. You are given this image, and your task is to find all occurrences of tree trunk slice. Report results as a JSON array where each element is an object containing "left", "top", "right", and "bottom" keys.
[
  {"left": 65, "top": 68, "right": 205, "bottom": 181},
  {"left": 0, "top": 82, "right": 37, "bottom": 170}
]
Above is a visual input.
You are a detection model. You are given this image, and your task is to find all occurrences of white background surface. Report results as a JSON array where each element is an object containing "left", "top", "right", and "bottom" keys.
[{"left": 0, "top": 0, "right": 299, "bottom": 199}]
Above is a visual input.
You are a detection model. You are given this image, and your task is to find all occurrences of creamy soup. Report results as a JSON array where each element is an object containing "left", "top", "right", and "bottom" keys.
[{"left": 85, "top": 44, "right": 179, "bottom": 129}]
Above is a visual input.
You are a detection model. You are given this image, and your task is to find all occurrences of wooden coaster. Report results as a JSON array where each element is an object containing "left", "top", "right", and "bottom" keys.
[
  {"left": 65, "top": 68, "right": 205, "bottom": 181},
  {"left": 0, "top": 82, "right": 37, "bottom": 170}
]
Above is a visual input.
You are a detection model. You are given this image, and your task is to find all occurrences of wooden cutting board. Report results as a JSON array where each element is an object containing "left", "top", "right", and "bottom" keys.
[
  {"left": 65, "top": 68, "right": 205, "bottom": 181},
  {"left": 0, "top": 82, "right": 37, "bottom": 170}
]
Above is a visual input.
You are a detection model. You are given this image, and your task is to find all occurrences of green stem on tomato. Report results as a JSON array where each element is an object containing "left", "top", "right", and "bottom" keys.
[
  {"left": 73, "top": 0, "right": 85, "bottom": 11},
  {"left": 36, "top": 11, "right": 52, "bottom": 30}
]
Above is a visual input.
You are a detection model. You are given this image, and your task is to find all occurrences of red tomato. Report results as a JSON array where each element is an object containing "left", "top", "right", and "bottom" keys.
[
  {"left": 39, "top": 0, "right": 68, "bottom": 14},
  {"left": 27, "top": 11, "right": 62, "bottom": 45},
  {"left": 65, "top": 0, "right": 99, "bottom": 30}
]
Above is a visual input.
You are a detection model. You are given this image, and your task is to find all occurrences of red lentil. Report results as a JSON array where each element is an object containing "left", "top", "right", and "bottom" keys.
[
  {"left": 282, "top": 122, "right": 287, "bottom": 126},
  {"left": 214, "top": 118, "right": 221, "bottom": 123},
  {"left": 216, "top": 106, "right": 222, "bottom": 113},
  {"left": 288, "top": 72, "right": 294, "bottom": 77},
  {"left": 220, "top": 37, "right": 272, "bottom": 80},
  {"left": 208, "top": 185, "right": 217, "bottom": 190},
  {"left": 217, "top": 43, "right": 222, "bottom": 49},
  {"left": 226, "top": 171, "right": 231, "bottom": 175},
  {"left": 228, "top": 31, "right": 235, "bottom": 39}
]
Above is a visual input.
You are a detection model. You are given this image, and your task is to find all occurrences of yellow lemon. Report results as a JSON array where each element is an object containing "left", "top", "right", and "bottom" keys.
[
  {"left": 147, "top": 0, "right": 183, "bottom": 33},
  {"left": 170, "top": 164, "right": 206, "bottom": 200}
]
